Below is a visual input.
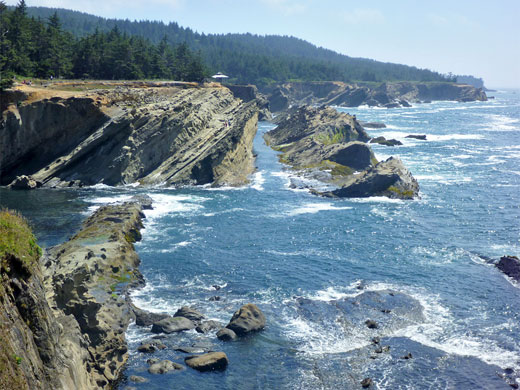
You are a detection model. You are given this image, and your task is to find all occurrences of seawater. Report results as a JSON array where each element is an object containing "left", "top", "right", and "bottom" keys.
[{"left": 1, "top": 90, "right": 519, "bottom": 389}]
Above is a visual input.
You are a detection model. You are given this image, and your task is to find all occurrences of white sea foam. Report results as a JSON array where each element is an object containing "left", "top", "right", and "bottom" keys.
[
  {"left": 88, "top": 194, "right": 134, "bottom": 204},
  {"left": 482, "top": 114, "right": 520, "bottom": 132},
  {"left": 287, "top": 202, "right": 352, "bottom": 216},
  {"left": 347, "top": 196, "right": 404, "bottom": 204},
  {"left": 250, "top": 171, "right": 265, "bottom": 191},
  {"left": 144, "top": 193, "right": 208, "bottom": 220},
  {"left": 426, "top": 134, "right": 484, "bottom": 141}
]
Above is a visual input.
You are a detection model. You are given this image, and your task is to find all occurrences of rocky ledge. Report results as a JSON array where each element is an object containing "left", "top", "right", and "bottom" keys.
[
  {"left": 0, "top": 197, "right": 150, "bottom": 389},
  {"left": 263, "top": 81, "right": 487, "bottom": 112},
  {"left": 264, "top": 105, "right": 419, "bottom": 199},
  {"left": 1, "top": 83, "right": 260, "bottom": 188}
]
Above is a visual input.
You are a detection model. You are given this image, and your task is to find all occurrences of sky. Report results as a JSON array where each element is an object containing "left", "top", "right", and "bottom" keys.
[{"left": 6, "top": 0, "right": 520, "bottom": 88}]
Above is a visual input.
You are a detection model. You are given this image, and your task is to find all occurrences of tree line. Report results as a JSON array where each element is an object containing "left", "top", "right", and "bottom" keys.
[
  {"left": 20, "top": 5, "right": 455, "bottom": 86},
  {"left": 0, "top": 1, "right": 206, "bottom": 90}
]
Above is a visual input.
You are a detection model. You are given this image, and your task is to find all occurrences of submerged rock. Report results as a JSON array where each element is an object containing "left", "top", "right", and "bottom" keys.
[
  {"left": 129, "top": 375, "right": 147, "bottom": 383},
  {"left": 370, "top": 136, "right": 403, "bottom": 146},
  {"left": 196, "top": 320, "right": 222, "bottom": 334},
  {"left": 185, "top": 352, "right": 229, "bottom": 372},
  {"left": 406, "top": 134, "right": 427, "bottom": 140},
  {"left": 148, "top": 360, "right": 184, "bottom": 374},
  {"left": 226, "top": 303, "right": 266, "bottom": 336}
]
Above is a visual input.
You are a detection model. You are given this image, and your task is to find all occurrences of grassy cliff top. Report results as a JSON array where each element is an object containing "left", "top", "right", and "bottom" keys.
[{"left": 0, "top": 209, "right": 41, "bottom": 273}]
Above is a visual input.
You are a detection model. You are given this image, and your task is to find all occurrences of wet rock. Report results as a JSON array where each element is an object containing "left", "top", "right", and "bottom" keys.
[
  {"left": 132, "top": 305, "right": 169, "bottom": 327},
  {"left": 371, "top": 337, "right": 380, "bottom": 345},
  {"left": 226, "top": 303, "right": 266, "bottom": 336},
  {"left": 361, "top": 377, "right": 373, "bottom": 388},
  {"left": 360, "top": 121, "right": 386, "bottom": 129},
  {"left": 7, "top": 175, "right": 40, "bottom": 190},
  {"left": 496, "top": 255, "right": 520, "bottom": 282},
  {"left": 185, "top": 352, "right": 229, "bottom": 372},
  {"left": 217, "top": 328, "right": 237, "bottom": 341},
  {"left": 212, "top": 284, "right": 222, "bottom": 291},
  {"left": 370, "top": 136, "right": 403, "bottom": 146},
  {"left": 137, "top": 341, "right": 166, "bottom": 353},
  {"left": 375, "top": 346, "right": 383, "bottom": 353},
  {"left": 401, "top": 352, "right": 413, "bottom": 359},
  {"left": 365, "top": 320, "right": 379, "bottom": 329},
  {"left": 405, "top": 134, "right": 427, "bottom": 140},
  {"left": 174, "top": 306, "right": 205, "bottom": 322},
  {"left": 151, "top": 316, "right": 195, "bottom": 334},
  {"left": 196, "top": 320, "right": 222, "bottom": 334},
  {"left": 148, "top": 360, "right": 184, "bottom": 374},
  {"left": 129, "top": 375, "right": 147, "bottom": 383},
  {"left": 174, "top": 346, "right": 206, "bottom": 354},
  {"left": 146, "top": 358, "right": 159, "bottom": 365},
  {"left": 209, "top": 296, "right": 221, "bottom": 301}
]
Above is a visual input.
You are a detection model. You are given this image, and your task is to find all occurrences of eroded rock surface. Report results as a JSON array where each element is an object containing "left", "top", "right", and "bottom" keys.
[{"left": 226, "top": 303, "right": 266, "bottom": 336}]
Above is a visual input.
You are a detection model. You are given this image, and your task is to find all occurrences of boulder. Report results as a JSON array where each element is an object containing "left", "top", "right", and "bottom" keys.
[
  {"left": 196, "top": 320, "right": 222, "bottom": 334},
  {"left": 7, "top": 175, "right": 40, "bottom": 190},
  {"left": 217, "top": 328, "right": 237, "bottom": 341},
  {"left": 496, "top": 256, "right": 520, "bottom": 282},
  {"left": 151, "top": 316, "right": 195, "bottom": 334},
  {"left": 360, "top": 121, "right": 386, "bottom": 129},
  {"left": 132, "top": 305, "right": 169, "bottom": 327},
  {"left": 328, "top": 142, "right": 375, "bottom": 170},
  {"left": 174, "top": 306, "right": 205, "bottom": 322},
  {"left": 226, "top": 303, "right": 266, "bottom": 336},
  {"left": 137, "top": 341, "right": 166, "bottom": 353},
  {"left": 148, "top": 360, "right": 184, "bottom": 374},
  {"left": 184, "top": 352, "right": 229, "bottom": 372}
]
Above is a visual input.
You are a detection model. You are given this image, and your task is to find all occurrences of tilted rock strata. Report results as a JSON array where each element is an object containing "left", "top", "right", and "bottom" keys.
[
  {"left": 263, "top": 81, "right": 487, "bottom": 112},
  {"left": 265, "top": 105, "right": 418, "bottom": 199},
  {"left": 1, "top": 85, "right": 259, "bottom": 188}
]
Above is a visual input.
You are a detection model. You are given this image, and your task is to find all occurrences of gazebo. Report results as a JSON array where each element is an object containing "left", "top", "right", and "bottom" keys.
[{"left": 211, "top": 72, "right": 229, "bottom": 84}]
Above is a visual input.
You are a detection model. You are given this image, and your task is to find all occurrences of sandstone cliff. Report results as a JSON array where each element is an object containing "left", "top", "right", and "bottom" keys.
[
  {"left": 263, "top": 81, "right": 487, "bottom": 111},
  {"left": 0, "top": 198, "right": 149, "bottom": 390},
  {"left": 1, "top": 83, "right": 260, "bottom": 188},
  {"left": 264, "top": 105, "right": 419, "bottom": 199}
]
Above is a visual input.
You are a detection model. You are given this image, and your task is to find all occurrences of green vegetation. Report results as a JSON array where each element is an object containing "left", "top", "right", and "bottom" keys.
[
  {"left": 6, "top": 4, "right": 456, "bottom": 87},
  {"left": 314, "top": 127, "right": 352, "bottom": 145},
  {"left": 387, "top": 186, "right": 414, "bottom": 198},
  {"left": 0, "top": 209, "right": 41, "bottom": 272},
  {"left": 0, "top": 1, "right": 206, "bottom": 90}
]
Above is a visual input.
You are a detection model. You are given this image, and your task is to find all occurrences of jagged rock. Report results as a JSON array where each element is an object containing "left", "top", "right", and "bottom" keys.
[
  {"left": 402, "top": 352, "right": 413, "bottom": 359},
  {"left": 406, "top": 134, "right": 427, "bottom": 140},
  {"left": 226, "top": 304, "right": 266, "bottom": 336},
  {"left": 327, "top": 142, "right": 375, "bottom": 170},
  {"left": 384, "top": 102, "right": 401, "bottom": 108},
  {"left": 322, "top": 157, "right": 419, "bottom": 199},
  {"left": 148, "top": 360, "right": 184, "bottom": 374},
  {"left": 365, "top": 320, "right": 379, "bottom": 329},
  {"left": 217, "top": 328, "right": 237, "bottom": 341},
  {"left": 196, "top": 320, "right": 222, "bottom": 334},
  {"left": 137, "top": 341, "right": 166, "bottom": 353},
  {"left": 370, "top": 136, "right": 403, "bottom": 146},
  {"left": 184, "top": 352, "right": 229, "bottom": 372},
  {"left": 361, "top": 378, "right": 373, "bottom": 388},
  {"left": 147, "top": 358, "right": 159, "bottom": 365},
  {"left": 496, "top": 256, "right": 520, "bottom": 281},
  {"left": 174, "top": 306, "right": 205, "bottom": 322},
  {"left": 151, "top": 317, "right": 195, "bottom": 334},
  {"left": 7, "top": 175, "right": 40, "bottom": 190}
]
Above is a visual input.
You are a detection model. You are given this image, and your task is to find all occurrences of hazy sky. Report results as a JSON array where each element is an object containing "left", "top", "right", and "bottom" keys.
[{"left": 6, "top": 0, "right": 520, "bottom": 88}]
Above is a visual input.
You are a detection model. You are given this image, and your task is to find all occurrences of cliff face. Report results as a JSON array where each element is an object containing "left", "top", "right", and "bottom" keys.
[
  {"left": 1, "top": 84, "right": 259, "bottom": 188},
  {"left": 263, "top": 81, "right": 487, "bottom": 111},
  {"left": 0, "top": 199, "right": 148, "bottom": 390}
]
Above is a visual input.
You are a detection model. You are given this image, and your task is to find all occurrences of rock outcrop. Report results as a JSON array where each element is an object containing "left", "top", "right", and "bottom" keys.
[
  {"left": 265, "top": 105, "right": 418, "bottom": 199},
  {"left": 0, "top": 197, "right": 151, "bottom": 389},
  {"left": 1, "top": 83, "right": 260, "bottom": 188},
  {"left": 184, "top": 352, "right": 229, "bottom": 372},
  {"left": 263, "top": 81, "right": 487, "bottom": 112},
  {"left": 496, "top": 256, "right": 520, "bottom": 282}
]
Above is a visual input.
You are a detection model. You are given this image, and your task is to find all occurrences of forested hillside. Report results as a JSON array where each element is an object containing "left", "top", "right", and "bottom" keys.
[
  {"left": 0, "top": 1, "right": 206, "bottom": 90},
  {"left": 18, "top": 5, "right": 454, "bottom": 86}
]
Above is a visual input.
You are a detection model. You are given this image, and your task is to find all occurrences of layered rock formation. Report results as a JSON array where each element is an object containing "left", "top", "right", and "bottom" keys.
[
  {"left": 263, "top": 81, "right": 487, "bottom": 111},
  {"left": 0, "top": 198, "right": 149, "bottom": 389},
  {"left": 1, "top": 83, "right": 260, "bottom": 188},
  {"left": 264, "top": 105, "right": 419, "bottom": 199}
]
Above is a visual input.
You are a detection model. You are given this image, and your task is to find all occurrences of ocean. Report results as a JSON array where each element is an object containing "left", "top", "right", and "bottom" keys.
[{"left": 1, "top": 90, "right": 519, "bottom": 389}]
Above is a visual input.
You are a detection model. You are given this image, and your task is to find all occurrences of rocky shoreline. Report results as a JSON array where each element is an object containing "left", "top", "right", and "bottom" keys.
[
  {"left": 263, "top": 81, "right": 487, "bottom": 112},
  {"left": 0, "top": 197, "right": 267, "bottom": 389}
]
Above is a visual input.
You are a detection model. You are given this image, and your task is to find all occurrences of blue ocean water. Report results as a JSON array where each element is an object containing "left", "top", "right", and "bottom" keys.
[{"left": 1, "top": 90, "right": 519, "bottom": 389}]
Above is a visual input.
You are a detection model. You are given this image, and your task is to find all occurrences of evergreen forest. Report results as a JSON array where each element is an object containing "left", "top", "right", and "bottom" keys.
[{"left": 2, "top": 1, "right": 456, "bottom": 90}]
